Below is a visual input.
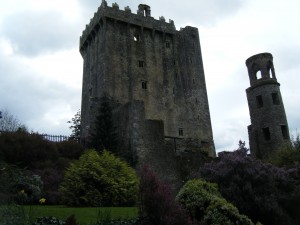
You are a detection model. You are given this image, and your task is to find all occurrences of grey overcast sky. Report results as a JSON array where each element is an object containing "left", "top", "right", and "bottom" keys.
[{"left": 1, "top": 0, "right": 300, "bottom": 153}]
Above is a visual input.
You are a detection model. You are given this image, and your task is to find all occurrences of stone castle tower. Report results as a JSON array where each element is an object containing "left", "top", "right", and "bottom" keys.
[
  {"left": 246, "top": 53, "right": 290, "bottom": 158},
  {"left": 80, "top": 0, "right": 215, "bottom": 168}
]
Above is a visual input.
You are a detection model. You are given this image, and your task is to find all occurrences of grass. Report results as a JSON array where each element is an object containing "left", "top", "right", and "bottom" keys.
[{"left": 23, "top": 205, "right": 138, "bottom": 224}]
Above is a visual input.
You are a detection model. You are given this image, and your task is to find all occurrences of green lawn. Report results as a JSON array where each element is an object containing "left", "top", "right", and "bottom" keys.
[{"left": 24, "top": 205, "right": 138, "bottom": 224}]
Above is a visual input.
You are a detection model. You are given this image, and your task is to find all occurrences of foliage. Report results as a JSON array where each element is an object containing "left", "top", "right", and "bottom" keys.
[
  {"left": 90, "top": 218, "right": 141, "bottom": 225},
  {"left": 0, "top": 130, "right": 59, "bottom": 169},
  {"left": 0, "top": 204, "right": 30, "bottom": 225},
  {"left": 0, "top": 130, "right": 84, "bottom": 205},
  {"left": 198, "top": 147, "right": 300, "bottom": 225},
  {"left": 0, "top": 162, "right": 21, "bottom": 204},
  {"left": 34, "top": 168, "right": 64, "bottom": 205},
  {"left": 68, "top": 110, "right": 81, "bottom": 143},
  {"left": 56, "top": 140, "right": 84, "bottom": 160},
  {"left": 0, "top": 130, "right": 83, "bottom": 170},
  {"left": 176, "top": 179, "right": 254, "bottom": 225},
  {"left": 23, "top": 206, "right": 138, "bottom": 224},
  {"left": 267, "top": 134, "right": 300, "bottom": 167},
  {"left": 90, "top": 95, "right": 118, "bottom": 153},
  {"left": 0, "top": 162, "right": 43, "bottom": 205},
  {"left": 32, "top": 216, "right": 65, "bottom": 225},
  {"left": 139, "top": 165, "right": 196, "bottom": 225},
  {"left": 0, "top": 109, "right": 26, "bottom": 132},
  {"left": 60, "top": 149, "right": 138, "bottom": 207},
  {"left": 65, "top": 214, "right": 78, "bottom": 225},
  {"left": 14, "top": 173, "right": 44, "bottom": 204}
]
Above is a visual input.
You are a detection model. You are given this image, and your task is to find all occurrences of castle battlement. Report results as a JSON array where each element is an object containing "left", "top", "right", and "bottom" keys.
[{"left": 80, "top": 1, "right": 176, "bottom": 52}]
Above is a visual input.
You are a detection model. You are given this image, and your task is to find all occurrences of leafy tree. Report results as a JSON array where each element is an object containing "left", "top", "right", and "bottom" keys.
[
  {"left": 59, "top": 149, "right": 138, "bottom": 207},
  {"left": 197, "top": 147, "right": 300, "bottom": 225},
  {"left": 90, "top": 95, "right": 118, "bottom": 154},
  {"left": 176, "top": 179, "right": 255, "bottom": 225},
  {"left": 139, "top": 165, "right": 197, "bottom": 225},
  {"left": 0, "top": 109, "right": 26, "bottom": 132},
  {"left": 68, "top": 110, "right": 81, "bottom": 142},
  {"left": 267, "top": 134, "right": 300, "bottom": 167}
]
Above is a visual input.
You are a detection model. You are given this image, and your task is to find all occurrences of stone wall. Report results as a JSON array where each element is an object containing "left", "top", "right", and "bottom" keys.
[
  {"left": 80, "top": 1, "right": 216, "bottom": 189},
  {"left": 245, "top": 53, "right": 290, "bottom": 158}
]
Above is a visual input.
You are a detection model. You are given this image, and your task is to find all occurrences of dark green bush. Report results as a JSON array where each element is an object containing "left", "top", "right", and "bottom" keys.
[
  {"left": 176, "top": 179, "right": 255, "bottom": 225},
  {"left": 0, "top": 162, "right": 43, "bottom": 205}
]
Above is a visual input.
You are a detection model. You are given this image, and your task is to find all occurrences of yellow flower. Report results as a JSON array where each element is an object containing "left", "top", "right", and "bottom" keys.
[
  {"left": 39, "top": 198, "right": 46, "bottom": 204},
  {"left": 20, "top": 189, "right": 25, "bottom": 194}
]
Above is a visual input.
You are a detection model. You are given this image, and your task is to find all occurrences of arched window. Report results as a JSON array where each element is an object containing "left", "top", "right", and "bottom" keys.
[
  {"left": 267, "top": 61, "right": 276, "bottom": 78},
  {"left": 252, "top": 63, "right": 261, "bottom": 80}
]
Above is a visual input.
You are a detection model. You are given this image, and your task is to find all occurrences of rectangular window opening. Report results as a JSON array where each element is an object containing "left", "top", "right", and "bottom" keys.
[
  {"left": 272, "top": 93, "right": 280, "bottom": 105},
  {"left": 142, "top": 81, "right": 147, "bottom": 90},
  {"left": 138, "top": 60, "right": 144, "bottom": 68},
  {"left": 281, "top": 125, "right": 289, "bottom": 139},
  {"left": 166, "top": 41, "right": 170, "bottom": 48},
  {"left": 262, "top": 127, "right": 271, "bottom": 141},
  {"left": 179, "top": 128, "right": 183, "bottom": 136},
  {"left": 256, "top": 95, "right": 263, "bottom": 108}
]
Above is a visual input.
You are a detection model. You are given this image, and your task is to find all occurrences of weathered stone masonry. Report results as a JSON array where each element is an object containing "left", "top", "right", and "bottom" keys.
[
  {"left": 80, "top": 1, "right": 216, "bottom": 187},
  {"left": 246, "top": 53, "right": 290, "bottom": 159}
]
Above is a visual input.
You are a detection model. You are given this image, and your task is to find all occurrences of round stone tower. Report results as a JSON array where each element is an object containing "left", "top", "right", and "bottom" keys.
[{"left": 245, "top": 53, "right": 290, "bottom": 158}]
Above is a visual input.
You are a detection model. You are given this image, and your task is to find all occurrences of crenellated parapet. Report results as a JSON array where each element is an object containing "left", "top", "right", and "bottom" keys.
[{"left": 80, "top": 1, "right": 176, "bottom": 53}]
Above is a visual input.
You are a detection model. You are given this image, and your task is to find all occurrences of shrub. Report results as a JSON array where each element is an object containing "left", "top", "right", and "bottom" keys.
[
  {"left": 14, "top": 173, "right": 43, "bottom": 204},
  {"left": 0, "top": 162, "right": 21, "bottom": 204},
  {"left": 60, "top": 149, "right": 138, "bottom": 206},
  {"left": 267, "top": 143, "right": 300, "bottom": 167},
  {"left": 0, "top": 204, "right": 29, "bottom": 225},
  {"left": 198, "top": 149, "right": 300, "bottom": 225},
  {"left": 0, "top": 131, "right": 59, "bottom": 169},
  {"left": 0, "top": 162, "right": 43, "bottom": 205},
  {"left": 56, "top": 140, "right": 84, "bottom": 160},
  {"left": 139, "top": 165, "right": 196, "bottom": 225},
  {"left": 90, "top": 218, "right": 141, "bottom": 225},
  {"left": 32, "top": 216, "right": 65, "bottom": 225},
  {"left": 176, "top": 179, "right": 254, "bottom": 225},
  {"left": 34, "top": 167, "right": 64, "bottom": 205}
]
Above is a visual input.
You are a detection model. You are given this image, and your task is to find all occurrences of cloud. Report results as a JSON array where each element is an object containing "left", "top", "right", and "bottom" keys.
[
  {"left": 1, "top": 10, "right": 81, "bottom": 57},
  {"left": 0, "top": 38, "right": 81, "bottom": 135}
]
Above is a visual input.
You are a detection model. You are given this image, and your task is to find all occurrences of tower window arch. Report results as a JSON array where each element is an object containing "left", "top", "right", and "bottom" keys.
[
  {"left": 134, "top": 34, "right": 140, "bottom": 42},
  {"left": 267, "top": 60, "right": 276, "bottom": 79},
  {"left": 252, "top": 63, "right": 261, "bottom": 80}
]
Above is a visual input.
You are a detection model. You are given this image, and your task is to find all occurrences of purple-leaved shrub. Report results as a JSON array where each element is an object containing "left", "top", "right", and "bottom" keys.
[{"left": 139, "top": 165, "right": 198, "bottom": 225}]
